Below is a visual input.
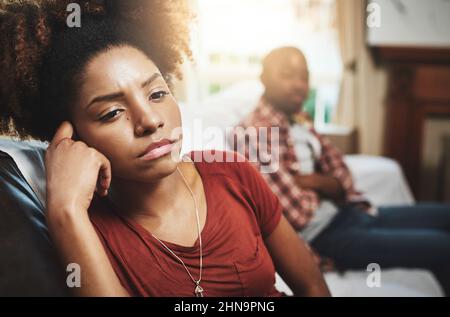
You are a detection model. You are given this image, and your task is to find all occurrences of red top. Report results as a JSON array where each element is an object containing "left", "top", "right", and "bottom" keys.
[{"left": 88, "top": 150, "right": 283, "bottom": 297}]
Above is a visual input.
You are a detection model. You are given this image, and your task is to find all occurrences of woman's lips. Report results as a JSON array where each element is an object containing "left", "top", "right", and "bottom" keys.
[{"left": 139, "top": 139, "right": 176, "bottom": 161}]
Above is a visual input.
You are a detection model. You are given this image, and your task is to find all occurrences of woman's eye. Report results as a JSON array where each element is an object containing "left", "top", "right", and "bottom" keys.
[
  {"left": 149, "top": 91, "right": 169, "bottom": 101},
  {"left": 99, "top": 109, "right": 124, "bottom": 122}
]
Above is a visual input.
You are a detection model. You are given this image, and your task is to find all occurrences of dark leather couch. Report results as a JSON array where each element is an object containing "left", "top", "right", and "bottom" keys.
[{"left": 0, "top": 140, "right": 68, "bottom": 296}]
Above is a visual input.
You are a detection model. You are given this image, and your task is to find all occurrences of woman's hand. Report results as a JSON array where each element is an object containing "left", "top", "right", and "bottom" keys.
[
  {"left": 45, "top": 121, "right": 112, "bottom": 215},
  {"left": 43, "top": 122, "right": 128, "bottom": 296}
]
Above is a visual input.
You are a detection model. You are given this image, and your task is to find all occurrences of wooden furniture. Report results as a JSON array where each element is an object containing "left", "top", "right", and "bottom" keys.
[
  {"left": 443, "top": 136, "right": 450, "bottom": 203},
  {"left": 374, "top": 47, "right": 450, "bottom": 199}
]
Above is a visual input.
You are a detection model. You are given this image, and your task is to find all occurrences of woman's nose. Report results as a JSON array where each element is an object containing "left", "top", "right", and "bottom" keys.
[{"left": 132, "top": 101, "right": 164, "bottom": 137}]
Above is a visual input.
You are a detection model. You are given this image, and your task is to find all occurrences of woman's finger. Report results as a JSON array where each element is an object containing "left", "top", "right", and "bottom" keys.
[
  {"left": 50, "top": 121, "right": 74, "bottom": 149},
  {"left": 96, "top": 151, "right": 112, "bottom": 196}
]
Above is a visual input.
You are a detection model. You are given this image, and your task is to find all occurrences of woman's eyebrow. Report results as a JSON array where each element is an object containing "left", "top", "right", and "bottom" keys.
[
  {"left": 85, "top": 73, "right": 161, "bottom": 111},
  {"left": 141, "top": 73, "right": 162, "bottom": 88},
  {"left": 85, "top": 91, "right": 124, "bottom": 110}
]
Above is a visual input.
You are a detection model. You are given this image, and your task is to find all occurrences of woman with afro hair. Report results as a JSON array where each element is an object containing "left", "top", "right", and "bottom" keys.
[{"left": 0, "top": 0, "right": 329, "bottom": 297}]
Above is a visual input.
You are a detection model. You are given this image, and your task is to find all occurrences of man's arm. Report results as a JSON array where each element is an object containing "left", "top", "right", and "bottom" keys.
[
  {"left": 295, "top": 173, "right": 345, "bottom": 202},
  {"left": 311, "top": 130, "right": 370, "bottom": 205}
]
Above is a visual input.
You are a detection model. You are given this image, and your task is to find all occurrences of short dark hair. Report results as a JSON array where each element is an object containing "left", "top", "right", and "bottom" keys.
[{"left": 0, "top": 0, "right": 192, "bottom": 141}]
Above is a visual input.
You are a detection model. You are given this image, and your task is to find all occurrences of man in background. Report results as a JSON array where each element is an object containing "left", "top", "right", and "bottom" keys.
[{"left": 230, "top": 46, "right": 450, "bottom": 295}]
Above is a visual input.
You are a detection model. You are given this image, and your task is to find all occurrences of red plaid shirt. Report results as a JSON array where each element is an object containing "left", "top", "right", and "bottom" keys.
[{"left": 230, "top": 98, "right": 367, "bottom": 230}]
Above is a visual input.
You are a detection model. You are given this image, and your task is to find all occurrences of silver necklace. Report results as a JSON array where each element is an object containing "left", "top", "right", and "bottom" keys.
[{"left": 150, "top": 165, "right": 204, "bottom": 297}]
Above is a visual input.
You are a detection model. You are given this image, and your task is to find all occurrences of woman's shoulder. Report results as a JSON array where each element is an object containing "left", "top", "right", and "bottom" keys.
[{"left": 87, "top": 194, "right": 123, "bottom": 234}]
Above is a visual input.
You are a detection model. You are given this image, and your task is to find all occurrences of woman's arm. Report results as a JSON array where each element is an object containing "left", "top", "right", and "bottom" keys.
[
  {"left": 47, "top": 207, "right": 129, "bottom": 297},
  {"left": 45, "top": 121, "right": 129, "bottom": 297},
  {"left": 264, "top": 216, "right": 331, "bottom": 297}
]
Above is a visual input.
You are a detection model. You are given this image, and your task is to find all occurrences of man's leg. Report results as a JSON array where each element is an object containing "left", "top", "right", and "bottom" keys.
[
  {"left": 311, "top": 207, "right": 450, "bottom": 295},
  {"left": 376, "top": 203, "right": 450, "bottom": 231}
]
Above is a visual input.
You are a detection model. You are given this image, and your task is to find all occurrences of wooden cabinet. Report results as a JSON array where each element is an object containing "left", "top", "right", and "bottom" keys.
[{"left": 376, "top": 47, "right": 450, "bottom": 199}]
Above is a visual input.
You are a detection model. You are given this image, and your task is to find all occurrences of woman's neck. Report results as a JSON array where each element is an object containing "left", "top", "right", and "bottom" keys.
[{"left": 107, "top": 164, "right": 188, "bottom": 221}]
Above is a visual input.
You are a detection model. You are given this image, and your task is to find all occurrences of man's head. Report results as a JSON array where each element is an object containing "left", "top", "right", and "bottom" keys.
[{"left": 260, "top": 47, "right": 310, "bottom": 117}]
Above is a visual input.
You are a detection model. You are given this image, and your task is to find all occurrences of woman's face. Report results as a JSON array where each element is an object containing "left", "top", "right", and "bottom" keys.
[{"left": 70, "top": 45, "right": 183, "bottom": 182}]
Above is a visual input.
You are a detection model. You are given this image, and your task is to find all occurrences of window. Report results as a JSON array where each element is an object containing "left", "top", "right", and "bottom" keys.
[{"left": 181, "top": 0, "right": 341, "bottom": 127}]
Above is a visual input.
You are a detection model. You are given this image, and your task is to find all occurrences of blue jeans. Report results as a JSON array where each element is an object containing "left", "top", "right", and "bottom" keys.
[{"left": 310, "top": 203, "right": 450, "bottom": 296}]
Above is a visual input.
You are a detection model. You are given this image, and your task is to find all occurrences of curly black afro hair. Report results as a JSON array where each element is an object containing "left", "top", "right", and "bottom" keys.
[{"left": 0, "top": 0, "right": 192, "bottom": 141}]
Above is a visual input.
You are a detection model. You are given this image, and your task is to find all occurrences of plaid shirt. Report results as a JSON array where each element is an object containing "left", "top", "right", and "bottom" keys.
[{"left": 230, "top": 98, "right": 367, "bottom": 230}]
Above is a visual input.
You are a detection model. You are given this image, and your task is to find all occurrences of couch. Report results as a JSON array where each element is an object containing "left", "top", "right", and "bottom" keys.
[{"left": 0, "top": 139, "right": 68, "bottom": 296}]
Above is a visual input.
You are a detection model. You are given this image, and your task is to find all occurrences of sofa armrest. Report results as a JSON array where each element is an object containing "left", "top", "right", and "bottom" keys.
[
  {"left": 343, "top": 155, "right": 415, "bottom": 206},
  {"left": 0, "top": 146, "right": 67, "bottom": 296}
]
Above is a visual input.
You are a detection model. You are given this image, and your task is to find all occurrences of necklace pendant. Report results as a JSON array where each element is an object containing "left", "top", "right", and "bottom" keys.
[{"left": 194, "top": 284, "right": 204, "bottom": 297}]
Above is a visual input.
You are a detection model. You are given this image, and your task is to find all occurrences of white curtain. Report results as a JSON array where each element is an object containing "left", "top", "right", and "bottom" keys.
[{"left": 334, "top": 0, "right": 387, "bottom": 155}]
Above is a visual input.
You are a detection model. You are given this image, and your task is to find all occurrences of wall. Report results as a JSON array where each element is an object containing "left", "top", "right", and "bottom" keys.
[{"left": 367, "top": 0, "right": 450, "bottom": 47}]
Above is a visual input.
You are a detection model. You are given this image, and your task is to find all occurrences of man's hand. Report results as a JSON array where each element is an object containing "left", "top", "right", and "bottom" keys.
[
  {"left": 295, "top": 174, "right": 322, "bottom": 191},
  {"left": 296, "top": 173, "right": 345, "bottom": 202}
]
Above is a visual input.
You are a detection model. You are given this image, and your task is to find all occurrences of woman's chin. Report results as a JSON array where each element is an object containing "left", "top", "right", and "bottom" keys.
[{"left": 136, "top": 155, "right": 180, "bottom": 181}]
